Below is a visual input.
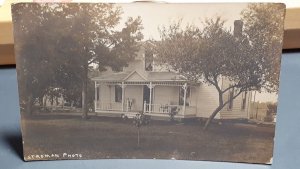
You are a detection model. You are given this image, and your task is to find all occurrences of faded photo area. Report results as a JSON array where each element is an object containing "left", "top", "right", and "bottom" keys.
[{"left": 12, "top": 3, "right": 285, "bottom": 163}]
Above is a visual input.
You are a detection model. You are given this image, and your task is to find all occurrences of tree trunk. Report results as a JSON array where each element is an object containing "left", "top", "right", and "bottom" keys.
[
  {"left": 62, "top": 98, "right": 64, "bottom": 108},
  {"left": 137, "top": 128, "right": 140, "bottom": 148},
  {"left": 39, "top": 97, "right": 43, "bottom": 107},
  {"left": 43, "top": 96, "right": 47, "bottom": 108},
  {"left": 82, "top": 80, "right": 88, "bottom": 119},
  {"left": 203, "top": 88, "right": 243, "bottom": 130},
  {"left": 56, "top": 97, "right": 59, "bottom": 106},
  {"left": 203, "top": 105, "right": 224, "bottom": 130},
  {"left": 203, "top": 89, "right": 225, "bottom": 130},
  {"left": 38, "top": 96, "right": 44, "bottom": 113},
  {"left": 82, "top": 62, "right": 89, "bottom": 119}
]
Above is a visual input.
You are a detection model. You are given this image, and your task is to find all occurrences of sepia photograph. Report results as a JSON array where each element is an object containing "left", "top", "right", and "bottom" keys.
[{"left": 12, "top": 3, "right": 285, "bottom": 163}]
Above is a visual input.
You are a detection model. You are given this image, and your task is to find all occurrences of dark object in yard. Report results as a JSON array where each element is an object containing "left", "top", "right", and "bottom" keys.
[
  {"left": 169, "top": 106, "right": 179, "bottom": 122},
  {"left": 133, "top": 112, "right": 151, "bottom": 127},
  {"left": 133, "top": 112, "right": 150, "bottom": 147},
  {"left": 265, "top": 104, "right": 277, "bottom": 122}
]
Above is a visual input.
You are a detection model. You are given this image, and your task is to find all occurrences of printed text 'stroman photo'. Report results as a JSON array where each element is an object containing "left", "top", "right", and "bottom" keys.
[{"left": 12, "top": 3, "right": 285, "bottom": 163}]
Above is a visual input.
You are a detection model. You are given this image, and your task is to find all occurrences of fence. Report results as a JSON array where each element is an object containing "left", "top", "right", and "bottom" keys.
[{"left": 249, "top": 103, "right": 275, "bottom": 122}]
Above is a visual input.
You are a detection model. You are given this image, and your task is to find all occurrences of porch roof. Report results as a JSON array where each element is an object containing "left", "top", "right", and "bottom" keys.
[
  {"left": 147, "top": 72, "right": 185, "bottom": 81},
  {"left": 92, "top": 72, "right": 131, "bottom": 82},
  {"left": 92, "top": 70, "right": 188, "bottom": 82}
]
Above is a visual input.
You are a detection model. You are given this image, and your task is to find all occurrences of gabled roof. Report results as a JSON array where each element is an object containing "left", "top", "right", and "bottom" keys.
[
  {"left": 92, "top": 70, "right": 187, "bottom": 82},
  {"left": 123, "top": 70, "right": 147, "bottom": 81},
  {"left": 147, "top": 72, "right": 186, "bottom": 81},
  {"left": 91, "top": 72, "right": 131, "bottom": 81}
]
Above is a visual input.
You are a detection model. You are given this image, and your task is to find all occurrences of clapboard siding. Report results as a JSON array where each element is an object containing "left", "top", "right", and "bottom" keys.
[
  {"left": 219, "top": 78, "right": 251, "bottom": 119},
  {"left": 190, "top": 87, "right": 198, "bottom": 107},
  {"left": 153, "top": 86, "right": 179, "bottom": 105},
  {"left": 196, "top": 83, "right": 220, "bottom": 119},
  {"left": 99, "top": 84, "right": 112, "bottom": 102}
]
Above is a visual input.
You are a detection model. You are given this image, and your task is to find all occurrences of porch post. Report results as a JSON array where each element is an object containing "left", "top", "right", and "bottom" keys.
[
  {"left": 182, "top": 83, "right": 187, "bottom": 114},
  {"left": 147, "top": 82, "right": 155, "bottom": 113},
  {"left": 94, "top": 81, "right": 97, "bottom": 111},
  {"left": 149, "top": 82, "right": 153, "bottom": 112},
  {"left": 121, "top": 82, "right": 125, "bottom": 112}
]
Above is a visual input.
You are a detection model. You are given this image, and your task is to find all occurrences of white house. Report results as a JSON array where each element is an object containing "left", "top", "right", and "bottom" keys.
[{"left": 91, "top": 42, "right": 252, "bottom": 120}]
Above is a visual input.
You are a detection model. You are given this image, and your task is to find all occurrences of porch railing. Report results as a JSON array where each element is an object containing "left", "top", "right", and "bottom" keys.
[
  {"left": 95, "top": 101, "right": 122, "bottom": 111},
  {"left": 144, "top": 102, "right": 196, "bottom": 116}
]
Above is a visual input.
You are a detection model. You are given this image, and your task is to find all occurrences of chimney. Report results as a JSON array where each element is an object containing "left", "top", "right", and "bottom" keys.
[{"left": 233, "top": 20, "right": 243, "bottom": 38}]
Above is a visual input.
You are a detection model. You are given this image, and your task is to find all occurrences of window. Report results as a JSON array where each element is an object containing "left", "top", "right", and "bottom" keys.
[
  {"left": 228, "top": 89, "right": 234, "bottom": 110},
  {"left": 241, "top": 91, "right": 247, "bottom": 110},
  {"left": 115, "top": 85, "right": 122, "bottom": 103},
  {"left": 179, "top": 86, "right": 190, "bottom": 106}
]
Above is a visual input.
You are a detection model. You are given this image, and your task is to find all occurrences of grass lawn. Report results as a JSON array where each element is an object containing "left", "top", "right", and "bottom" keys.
[{"left": 21, "top": 114, "right": 275, "bottom": 164}]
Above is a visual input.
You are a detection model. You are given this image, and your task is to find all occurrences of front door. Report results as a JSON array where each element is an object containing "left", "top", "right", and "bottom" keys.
[
  {"left": 124, "top": 85, "right": 144, "bottom": 112},
  {"left": 143, "top": 85, "right": 154, "bottom": 112},
  {"left": 143, "top": 85, "right": 150, "bottom": 104}
]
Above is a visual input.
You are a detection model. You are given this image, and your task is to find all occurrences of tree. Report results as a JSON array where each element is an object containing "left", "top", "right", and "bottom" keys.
[
  {"left": 13, "top": 4, "right": 60, "bottom": 114},
  {"left": 241, "top": 3, "right": 285, "bottom": 92},
  {"left": 155, "top": 3, "right": 285, "bottom": 130},
  {"left": 133, "top": 112, "right": 150, "bottom": 148},
  {"left": 156, "top": 18, "right": 258, "bottom": 129},
  {"left": 12, "top": 3, "right": 143, "bottom": 117},
  {"left": 46, "top": 4, "right": 143, "bottom": 118},
  {"left": 197, "top": 18, "right": 263, "bottom": 130}
]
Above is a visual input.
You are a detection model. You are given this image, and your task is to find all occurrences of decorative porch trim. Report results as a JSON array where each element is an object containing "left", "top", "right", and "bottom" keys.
[
  {"left": 147, "top": 82, "right": 155, "bottom": 112},
  {"left": 96, "top": 81, "right": 196, "bottom": 87}
]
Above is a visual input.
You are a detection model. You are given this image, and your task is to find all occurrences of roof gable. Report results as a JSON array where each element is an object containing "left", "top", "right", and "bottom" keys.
[{"left": 123, "top": 71, "right": 147, "bottom": 81}]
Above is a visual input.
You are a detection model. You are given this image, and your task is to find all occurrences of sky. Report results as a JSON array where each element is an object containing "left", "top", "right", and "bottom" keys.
[{"left": 117, "top": 3, "right": 248, "bottom": 40}]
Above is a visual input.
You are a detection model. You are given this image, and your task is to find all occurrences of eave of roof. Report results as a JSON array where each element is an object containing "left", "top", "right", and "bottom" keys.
[{"left": 91, "top": 70, "right": 201, "bottom": 85}]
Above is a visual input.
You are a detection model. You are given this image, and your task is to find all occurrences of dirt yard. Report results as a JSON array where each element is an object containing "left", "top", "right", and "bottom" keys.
[{"left": 21, "top": 114, "right": 275, "bottom": 164}]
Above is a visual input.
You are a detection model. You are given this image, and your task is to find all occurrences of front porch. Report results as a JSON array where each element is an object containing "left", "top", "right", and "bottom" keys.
[
  {"left": 94, "top": 100, "right": 197, "bottom": 118},
  {"left": 92, "top": 70, "right": 199, "bottom": 119},
  {"left": 144, "top": 103, "right": 197, "bottom": 118}
]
